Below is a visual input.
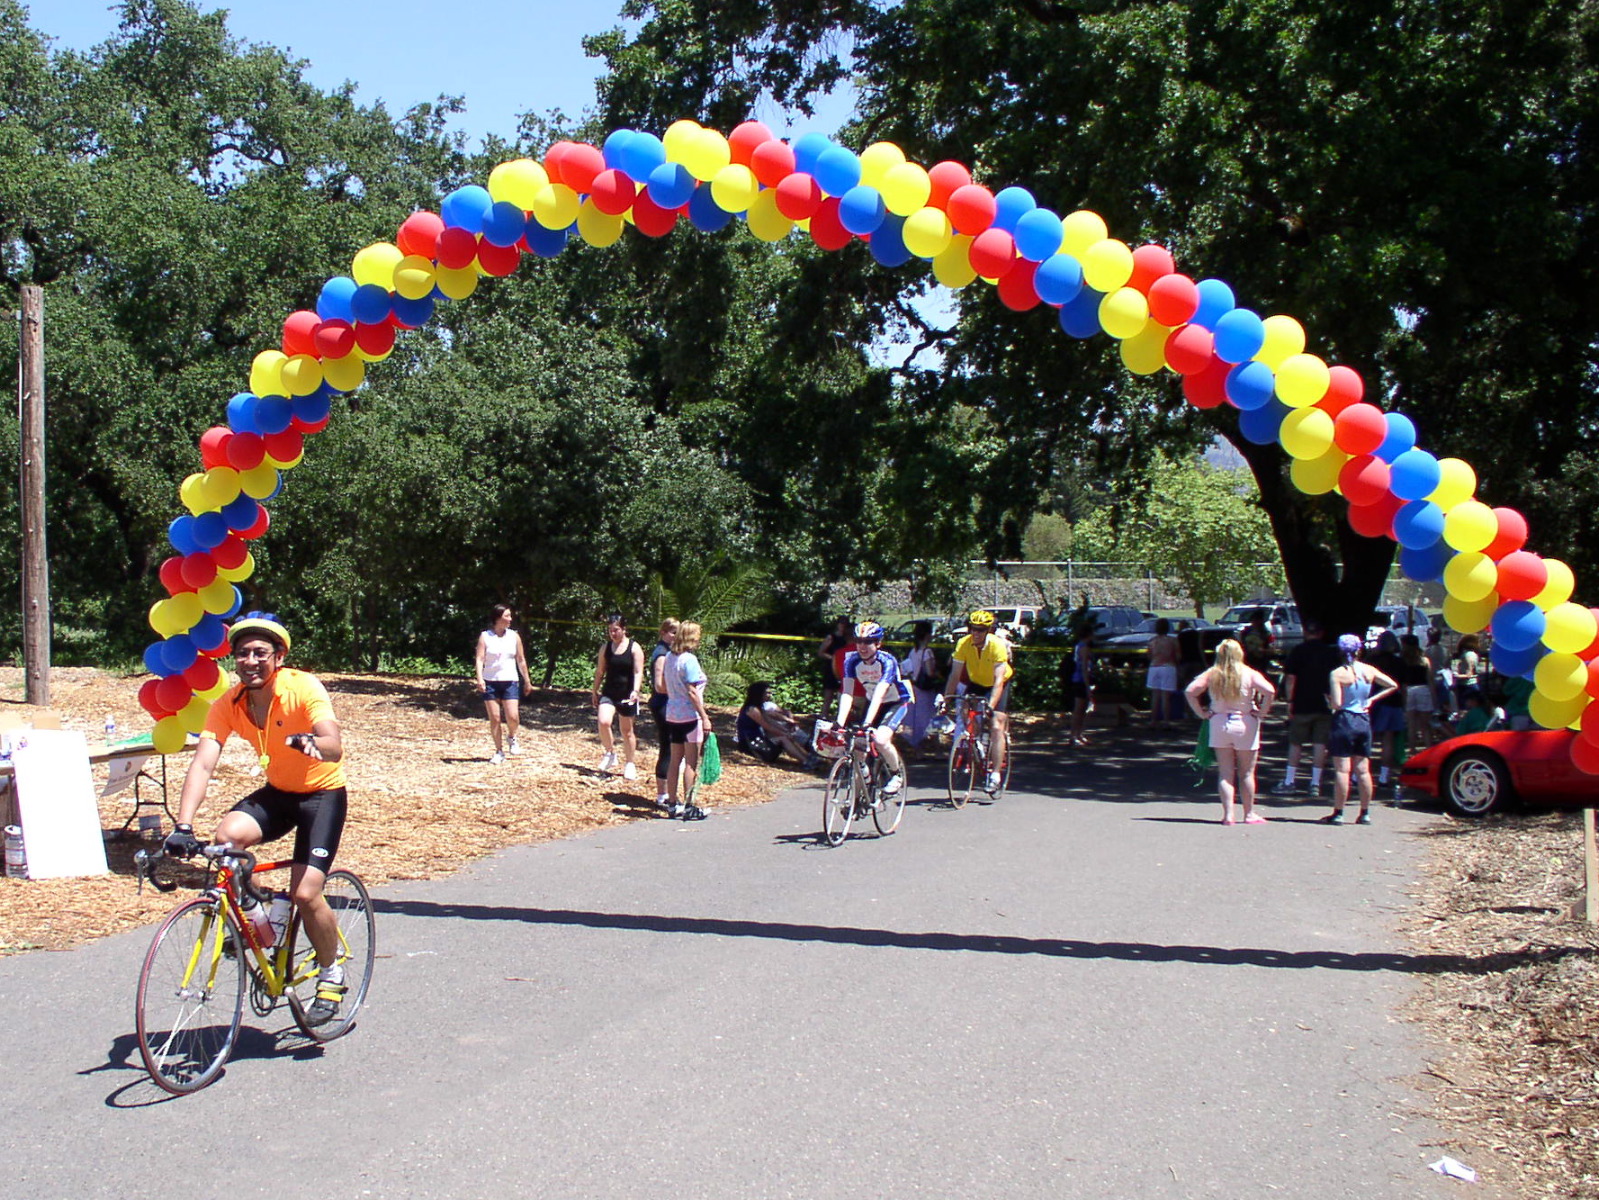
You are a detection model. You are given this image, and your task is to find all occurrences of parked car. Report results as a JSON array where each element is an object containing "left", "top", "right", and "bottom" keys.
[
  {"left": 947, "top": 605, "right": 1043, "bottom": 640},
  {"left": 1217, "top": 601, "right": 1304, "bottom": 655},
  {"left": 1365, "top": 606, "right": 1445, "bottom": 648},
  {"left": 1399, "top": 729, "right": 1599, "bottom": 817},
  {"left": 1104, "top": 617, "right": 1228, "bottom": 654},
  {"left": 885, "top": 616, "right": 947, "bottom": 644},
  {"left": 1030, "top": 605, "right": 1146, "bottom": 647}
]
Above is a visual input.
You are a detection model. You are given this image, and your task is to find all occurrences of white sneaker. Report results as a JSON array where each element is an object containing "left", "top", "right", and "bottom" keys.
[
  {"left": 883, "top": 772, "right": 904, "bottom": 796},
  {"left": 597, "top": 751, "right": 617, "bottom": 773},
  {"left": 623, "top": 761, "right": 637, "bottom": 781},
  {"left": 507, "top": 736, "right": 520, "bottom": 756},
  {"left": 490, "top": 751, "right": 505, "bottom": 766},
  {"left": 985, "top": 770, "right": 1002, "bottom": 792}
]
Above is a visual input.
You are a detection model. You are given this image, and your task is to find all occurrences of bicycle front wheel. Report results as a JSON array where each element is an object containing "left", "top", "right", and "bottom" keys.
[
  {"left": 287, "top": 870, "right": 376, "bottom": 1042},
  {"left": 948, "top": 735, "right": 979, "bottom": 808},
  {"left": 135, "top": 897, "right": 244, "bottom": 1094},
  {"left": 821, "top": 757, "right": 855, "bottom": 846},
  {"left": 873, "top": 759, "right": 906, "bottom": 836}
]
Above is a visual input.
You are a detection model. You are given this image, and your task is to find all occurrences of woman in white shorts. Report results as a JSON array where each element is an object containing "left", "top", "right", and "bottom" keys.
[
  {"left": 1145, "top": 617, "right": 1180, "bottom": 729},
  {"left": 1185, "top": 638, "right": 1277, "bottom": 825}
]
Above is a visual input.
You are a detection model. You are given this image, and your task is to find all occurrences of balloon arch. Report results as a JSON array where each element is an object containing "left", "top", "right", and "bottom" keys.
[{"left": 138, "top": 119, "right": 1599, "bottom": 772}]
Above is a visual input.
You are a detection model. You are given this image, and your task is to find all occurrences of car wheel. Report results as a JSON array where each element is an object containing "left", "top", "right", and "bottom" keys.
[{"left": 1443, "top": 749, "right": 1514, "bottom": 818}]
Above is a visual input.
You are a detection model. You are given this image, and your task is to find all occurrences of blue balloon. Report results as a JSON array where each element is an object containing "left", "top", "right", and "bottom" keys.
[
  {"left": 168, "top": 515, "right": 200, "bottom": 556},
  {"left": 1034, "top": 253, "right": 1084, "bottom": 305},
  {"left": 646, "top": 162, "right": 696, "bottom": 210},
  {"left": 191, "top": 613, "right": 226, "bottom": 651},
  {"left": 143, "top": 643, "right": 172, "bottom": 677},
  {"left": 350, "top": 283, "right": 392, "bottom": 326},
  {"left": 617, "top": 132, "right": 665, "bottom": 182},
  {"left": 1059, "top": 287, "right": 1104, "bottom": 339},
  {"left": 1492, "top": 600, "right": 1547, "bottom": 653},
  {"left": 1392, "top": 499, "right": 1446, "bottom": 549},
  {"left": 226, "top": 392, "right": 261, "bottom": 435},
  {"left": 792, "top": 132, "right": 833, "bottom": 177},
  {"left": 1013, "top": 208, "right": 1064, "bottom": 263},
  {"left": 218, "top": 585, "right": 243, "bottom": 620},
  {"left": 160, "top": 634, "right": 198, "bottom": 674},
  {"left": 1399, "top": 540, "right": 1454, "bottom": 583},
  {"left": 1240, "top": 399, "right": 1290, "bottom": 445},
  {"left": 1389, "top": 448, "right": 1441, "bottom": 500},
  {"left": 293, "top": 392, "right": 331, "bottom": 424},
  {"left": 255, "top": 395, "right": 293, "bottom": 435},
  {"left": 991, "top": 186, "right": 1037, "bottom": 233},
  {"left": 602, "top": 129, "right": 636, "bottom": 169},
  {"left": 481, "top": 201, "right": 527, "bottom": 248},
  {"left": 813, "top": 145, "right": 861, "bottom": 197},
  {"left": 1213, "top": 308, "right": 1266, "bottom": 364},
  {"left": 838, "top": 186, "right": 887, "bottom": 236},
  {"left": 316, "top": 276, "right": 358, "bottom": 323},
  {"left": 1491, "top": 640, "right": 1546, "bottom": 678},
  {"left": 440, "top": 185, "right": 493, "bottom": 233},
  {"left": 1225, "top": 361, "right": 1277, "bottom": 411},
  {"left": 687, "top": 186, "right": 733, "bottom": 233},
  {"left": 1376, "top": 412, "right": 1417, "bottom": 463},
  {"left": 390, "top": 292, "right": 436, "bottom": 328},
  {"left": 1190, "top": 279, "right": 1236, "bottom": 330},
  {"left": 192, "top": 512, "right": 229, "bottom": 549},
  {"left": 868, "top": 215, "right": 912, "bottom": 268},
  {"left": 221, "top": 494, "right": 260, "bottom": 531},
  {"left": 524, "top": 220, "right": 571, "bottom": 258}
]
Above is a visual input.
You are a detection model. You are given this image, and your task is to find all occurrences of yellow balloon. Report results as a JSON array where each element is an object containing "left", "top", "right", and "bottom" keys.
[
  {"left": 240, "top": 463, "right": 279, "bottom": 500},
  {"left": 1442, "top": 499, "right": 1497, "bottom": 552},
  {"left": 199, "top": 575, "right": 239, "bottom": 614},
  {"left": 531, "top": 183, "right": 581, "bottom": 230},
  {"left": 1529, "top": 687, "right": 1590, "bottom": 730},
  {"left": 203, "top": 466, "right": 242, "bottom": 509},
  {"left": 682, "top": 127, "right": 731, "bottom": 182},
  {"left": 394, "top": 254, "right": 437, "bottom": 301},
  {"left": 1290, "top": 446, "right": 1348, "bottom": 495},
  {"left": 1443, "top": 551, "right": 1498, "bottom": 602},
  {"left": 1274, "top": 353, "right": 1330, "bottom": 408},
  {"left": 178, "top": 695, "right": 212, "bottom": 733},
  {"left": 1443, "top": 590, "right": 1498, "bottom": 634},
  {"left": 662, "top": 119, "right": 703, "bottom": 164},
  {"left": 355, "top": 339, "right": 392, "bottom": 363},
  {"left": 1060, "top": 210, "right": 1108, "bottom": 258},
  {"left": 1534, "top": 559, "right": 1575, "bottom": 610},
  {"left": 1098, "top": 287, "right": 1149, "bottom": 340},
  {"left": 576, "top": 199, "right": 624, "bottom": 247},
  {"left": 1535, "top": 651, "right": 1589, "bottom": 701},
  {"left": 881, "top": 162, "right": 932, "bottom": 216},
  {"left": 434, "top": 264, "right": 479, "bottom": 301},
  {"left": 250, "top": 350, "right": 288, "bottom": 398},
  {"left": 1279, "top": 406, "right": 1335, "bottom": 459},
  {"left": 933, "top": 235, "right": 978, "bottom": 288},
  {"left": 217, "top": 550, "right": 255, "bottom": 583},
  {"left": 152, "top": 716, "right": 188, "bottom": 755},
  {"left": 903, "top": 206, "right": 953, "bottom": 259},
  {"left": 280, "top": 353, "right": 323, "bottom": 397},
  {"left": 149, "top": 599, "right": 181, "bottom": 638},
  {"left": 1254, "top": 315, "right": 1306, "bottom": 368},
  {"left": 180, "top": 472, "right": 210, "bottom": 516},
  {"left": 1082, "top": 239, "right": 1134, "bottom": 293},
  {"left": 351, "top": 242, "right": 403, "bottom": 290},
  {"left": 322, "top": 353, "right": 365, "bottom": 392},
  {"left": 265, "top": 450, "right": 304, "bottom": 471},
  {"left": 488, "top": 158, "right": 550, "bottom": 209},
  {"left": 858, "top": 141, "right": 907, "bottom": 190},
  {"left": 167, "top": 591, "right": 203, "bottom": 631},
  {"left": 744, "top": 189, "right": 794, "bottom": 243},
  {"left": 1427, "top": 458, "right": 1476, "bottom": 511},
  {"left": 1119, "top": 322, "right": 1172, "bottom": 375},
  {"left": 710, "top": 163, "right": 758, "bottom": 213},
  {"left": 196, "top": 676, "right": 230, "bottom": 702},
  {"left": 1541, "top": 601, "right": 1598, "bottom": 654}
]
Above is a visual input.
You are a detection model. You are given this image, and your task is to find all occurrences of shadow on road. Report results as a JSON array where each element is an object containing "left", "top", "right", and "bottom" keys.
[{"left": 86, "top": 1025, "right": 325, "bottom": 1106}]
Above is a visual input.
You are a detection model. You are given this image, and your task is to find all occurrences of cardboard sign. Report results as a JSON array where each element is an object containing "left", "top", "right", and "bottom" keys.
[{"left": 8, "top": 729, "right": 109, "bottom": 879}]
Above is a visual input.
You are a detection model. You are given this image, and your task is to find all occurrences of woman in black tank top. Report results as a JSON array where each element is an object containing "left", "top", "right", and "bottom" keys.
[{"left": 591, "top": 614, "right": 645, "bottom": 778}]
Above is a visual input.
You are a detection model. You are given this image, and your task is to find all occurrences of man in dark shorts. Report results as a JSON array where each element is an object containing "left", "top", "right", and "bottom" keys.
[
  {"left": 1272, "top": 620, "right": 1341, "bottom": 795},
  {"left": 166, "top": 613, "right": 349, "bottom": 1026}
]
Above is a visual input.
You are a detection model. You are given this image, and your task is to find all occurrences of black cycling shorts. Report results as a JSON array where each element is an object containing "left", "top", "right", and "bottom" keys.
[
  {"left": 229, "top": 784, "right": 348, "bottom": 872},
  {"left": 966, "top": 682, "right": 1011, "bottom": 713}
]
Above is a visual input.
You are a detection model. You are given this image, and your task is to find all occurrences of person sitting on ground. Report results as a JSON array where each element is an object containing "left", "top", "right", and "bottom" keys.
[{"left": 736, "top": 681, "right": 819, "bottom": 768}]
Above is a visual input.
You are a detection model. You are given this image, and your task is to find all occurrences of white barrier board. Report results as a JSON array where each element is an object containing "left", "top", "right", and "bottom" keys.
[{"left": 9, "top": 729, "right": 109, "bottom": 879}]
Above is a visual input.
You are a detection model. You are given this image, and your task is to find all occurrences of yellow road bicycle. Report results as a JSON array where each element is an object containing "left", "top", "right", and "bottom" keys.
[{"left": 132, "top": 843, "right": 375, "bottom": 1094}]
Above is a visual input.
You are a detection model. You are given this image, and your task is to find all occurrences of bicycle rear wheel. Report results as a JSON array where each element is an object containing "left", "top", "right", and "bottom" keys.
[
  {"left": 287, "top": 870, "right": 376, "bottom": 1042},
  {"left": 873, "top": 758, "right": 906, "bottom": 835},
  {"left": 947, "top": 735, "right": 980, "bottom": 808},
  {"left": 821, "top": 757, "right": 854, "bottom": 845},
  {"left": 135, "top": 897, "right": 244, "bottom": 1094}
]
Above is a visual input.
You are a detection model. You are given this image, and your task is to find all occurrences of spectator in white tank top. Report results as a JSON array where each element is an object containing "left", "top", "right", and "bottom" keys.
[{"left": 474, "top": 604, "right": 531, "bottom": 765}]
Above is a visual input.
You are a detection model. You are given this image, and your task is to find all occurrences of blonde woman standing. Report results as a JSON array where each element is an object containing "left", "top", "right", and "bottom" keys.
[
  {"left": 662, "top": 621, "right": 713, "bottom": 821},
  {"left": 1185, "top": 638, "right": 1277, "bottom": 825}
]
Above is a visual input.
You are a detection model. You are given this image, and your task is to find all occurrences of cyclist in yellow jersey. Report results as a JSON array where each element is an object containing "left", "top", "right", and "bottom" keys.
[
  {"left": 944, "top": 610, "right": 1014, "bottom": 792},
  {"left": 166, "top": 613, "right": 349, "bottom": 1027}
]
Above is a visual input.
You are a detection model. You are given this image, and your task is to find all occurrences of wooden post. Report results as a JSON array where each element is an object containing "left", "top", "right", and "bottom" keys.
[
  {"left": 1584, "top": 807, "right": 1597, "bottom": 925},
  {"left": 19, "top": 285, "right": 50, "bottom": 707}
]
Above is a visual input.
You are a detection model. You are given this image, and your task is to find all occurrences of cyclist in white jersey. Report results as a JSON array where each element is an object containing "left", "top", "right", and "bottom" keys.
[{"left": 835, "top": 621, "right": 911, "bottom": 796}]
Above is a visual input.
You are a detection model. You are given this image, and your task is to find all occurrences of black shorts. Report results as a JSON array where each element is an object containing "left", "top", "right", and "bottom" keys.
[
  {"left": 965, "top": 683, "right": 1011, "bottom": 713},
  {"left": 598, "top": 692, "right": 639, "bottom": 718},
  {"left": 737, "top": 733, "right": 784, "bottom": 763},
  {"left": 230, "top": 784, "right": 348, "bottom": 872},
  {"left": 1065, "top": 677, "right": 1090, "bottom": 703},
  {"left": 1327, "top": 711, "right": 1372, "bottom": 760},
  {"left": 664, "top": 718, "right": 701, "bottom": 745}
]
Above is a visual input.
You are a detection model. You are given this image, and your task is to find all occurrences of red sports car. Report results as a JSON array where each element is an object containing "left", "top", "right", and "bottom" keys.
[{"left": 1400, "top": 730, "right": 1599, "bottom": 817}]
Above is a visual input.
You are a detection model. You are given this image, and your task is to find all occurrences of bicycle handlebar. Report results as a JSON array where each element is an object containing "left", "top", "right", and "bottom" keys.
[{"left": 133, "top": 843, "right": 264, "bottom": 905}]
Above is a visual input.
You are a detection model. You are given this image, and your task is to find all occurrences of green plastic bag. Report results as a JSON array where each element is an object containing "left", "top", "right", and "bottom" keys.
[
  {"left": 1188, "top": 718, "right": 1215, "bottom": 781},
  {"left": 699, "top": 731, "right": 722, "bottom": 786}
]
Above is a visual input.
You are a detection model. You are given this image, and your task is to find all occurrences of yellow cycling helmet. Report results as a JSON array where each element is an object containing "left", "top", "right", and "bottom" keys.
[
  {"left": 967, "top": 609, "right": 997, "bottom": 629},
  {"left": 228, "top": 612, "right": 291, "bottom": 654}
]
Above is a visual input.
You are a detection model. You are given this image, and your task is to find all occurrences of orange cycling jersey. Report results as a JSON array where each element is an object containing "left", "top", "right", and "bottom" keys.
[{"left": 200, "top": 667, "right": 345, "bottom": 793}]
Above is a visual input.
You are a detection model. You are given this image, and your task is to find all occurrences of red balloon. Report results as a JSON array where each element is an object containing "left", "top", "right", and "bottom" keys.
[
  {"left": 293, "top": 413, "right": 331, "bottom": 435},
  {"left": 312, "top": 319, "right": 356, "bottom": 360},
  {"left": 1147, "top": 274, "right": 1199, "bottom": 326},
  {"left": 1570, "top": 734, "right": 1599, "bottom": 776},
  {"left": 397, "top": 210, "right": 446, "bottom": 258},
  {"left": 264, "top": 429, "right": 303, "bottom": 463},
  {"left": 589, "top": 168, "right": 637, "bottom": 215},
  {"left": 238, "top": 506, "right": 270, "bottom": 540},
  {"left": 927, "top": 161, "right": 973, "bottom": 210},
  {"left": 809, "top": 197, "right": 851, "bottom": 251},
  {"left": 774, "top": 173, "right": 822, "bottom": 221},
  {"left": 1182, "top": 356, "right": 1230, "bottom": 409},
  {"left": 996, "top": 260, "right": 1041, "bottom": 311},
  {"left": 1348, "top": 493, "right": 1403, "bottom": 540},
  {"left": 1339, "top": 455, "right": 1391, "bottom": 507},
  {"left": 542, "top": 141, "right": 576, "bottom": 186},
  {"left": 1332, "top": 403, "right": 1387, "bottom": 455},
  {"left": 946, "top": 184, "right": 997, "bottom": 236},
  {"left": 1581, "top": 611, "right": 1599, "bottom": 661},
  {"left": 435, "top": 226, "right": 479, "bottom": 270},
  {"left": 155, "top": 674, "right": 193, "bottom": 713},
  {"left": 226, "top": 432, "right": 266, "bottom": 472},
  {"left": 137, "top": 678, "right": 165, "bottom": 717},
  {"left": 282, "top": 310, "right": 320, "bottom": 357},
  {"left": 1321, "top": 365, "right": 1364, "bottom": 416},
  {"left": 183, "top": 657, "right": 221, "bottom": 692},
  {"left": 728, "top": 120, "right": 774, "bottom": 166},
  {"left": 1164, "top": 324, "right": 1215, "bottom": 375},
  {"left": 631, "top": 191, "right": 678, "bottom": 238},
  {"left": 355, "top": 321, "right": 396, "bottom": 356},
  {"left": 1495, "top": 551, "right": 1547, "bottom": 601},
  {"left": 750, "top": 139, "right": 796, "bottom": 188},
  {"left": 159, "top": 556, "right": 192, "bottom": 596},
  {"left": 1127, "top": 244, "right": 1174, "bottom": 293},
  {"left": 1482, "top": 507, "right": 1529, "bottom": 560},
  {"left": 199, "top": 426, "right": 233, "bottom": 471},
  {"left": 476, "top": 240, "right": 520, "bottom": 277},
  {"left": 558, "top": 142, "right": 605, "bottom": 193},
  {"left": 968, "top": 227, "right": 1017, "bottom": 278},
  {"left": 212, "top": 535, "right": 247, "bottom": 570},
  {"left": 180, "top": 552, "right": 217, "bottom": 590}
]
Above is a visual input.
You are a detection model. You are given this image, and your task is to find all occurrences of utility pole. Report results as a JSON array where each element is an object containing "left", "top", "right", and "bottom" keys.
[{"left": 19, "top": 286, "right": 49, "bottom": 706}]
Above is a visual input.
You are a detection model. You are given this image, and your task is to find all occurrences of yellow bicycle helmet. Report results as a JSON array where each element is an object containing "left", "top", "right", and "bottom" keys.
[
  {"left": 967, "top": 609, "right": 997, "bottom": 629},
  {"left": 228, "top": 612, "right": 291, "bottom": 654}
]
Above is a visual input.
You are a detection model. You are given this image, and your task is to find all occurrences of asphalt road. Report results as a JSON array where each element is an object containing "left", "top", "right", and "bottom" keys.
[{"left": 0, "top": 733, "right": 1494, "bottom": 1199}]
